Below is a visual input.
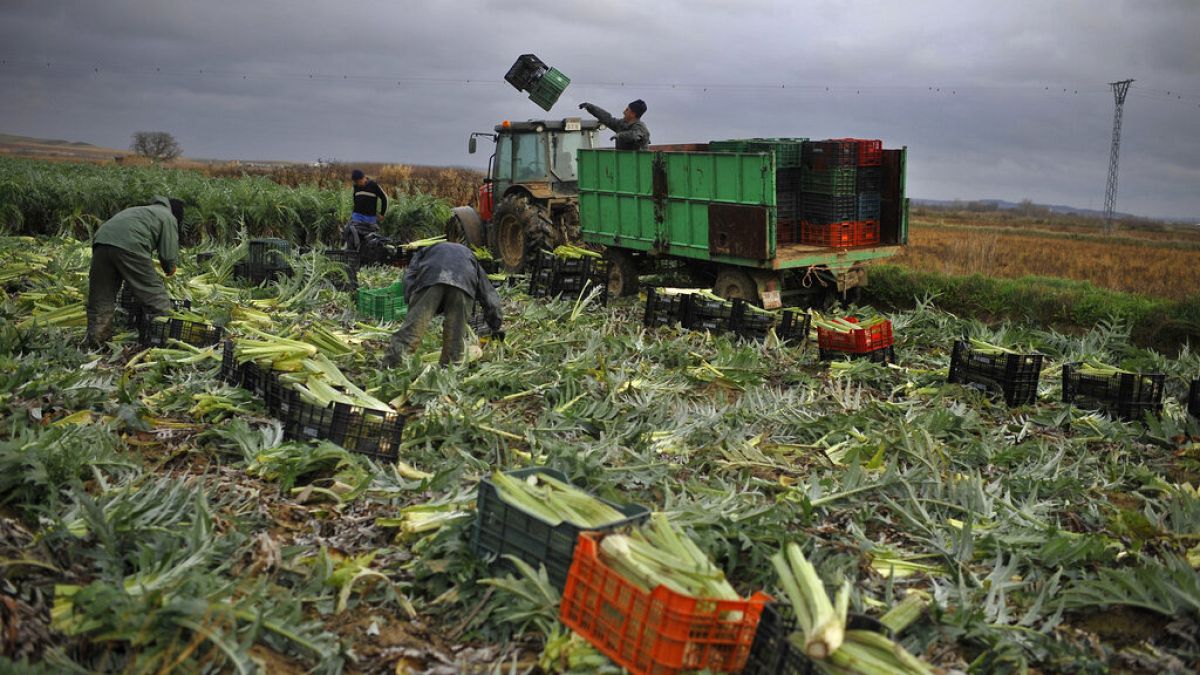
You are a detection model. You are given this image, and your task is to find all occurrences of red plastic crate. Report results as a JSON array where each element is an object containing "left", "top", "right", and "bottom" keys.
[
  {"left": 800, "top": 220, "right": 879, "bottom": 248},
  {"left": 560, "top": 533, "right": 771, "bottom": 675},
  {"left": 837, "top": 138, "right": 882, "bottom": 166},
  {"left": 816, "top": 317, "right": 894, "bottom": 354}
]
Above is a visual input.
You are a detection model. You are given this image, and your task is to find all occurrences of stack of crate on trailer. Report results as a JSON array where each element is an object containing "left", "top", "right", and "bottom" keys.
[
  {"left": 709, "top": 138, "right": 807, "bottom": 245},
  {"left": 799, "top": 138, "right": 883, "bottom": 248}
]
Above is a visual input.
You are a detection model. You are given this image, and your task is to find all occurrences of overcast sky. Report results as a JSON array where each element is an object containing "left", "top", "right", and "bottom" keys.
[{"left": 2, "top": 0, "right": 1198, "bottom": 220}]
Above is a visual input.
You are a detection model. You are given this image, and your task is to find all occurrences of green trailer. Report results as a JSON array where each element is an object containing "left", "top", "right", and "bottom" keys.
[{"left": 577, "top": 143, "right": 908, "bottom": 307}]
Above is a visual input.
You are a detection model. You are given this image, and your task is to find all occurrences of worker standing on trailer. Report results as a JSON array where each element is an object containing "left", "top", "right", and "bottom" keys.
[
  {"left": 344, "top": 168, "right": 388, "bottom": 251},
  {"left": 84, "top": 196, "right": 183, "bottom": 348},
  {"left": 578, "top": 99, "right": 650, "bottom": 150},
  {"left": 384, "top": 242, "right": 503, "bottom": 367}
]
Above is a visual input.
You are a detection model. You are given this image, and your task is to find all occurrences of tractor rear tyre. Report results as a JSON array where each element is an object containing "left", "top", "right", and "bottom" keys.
[
  {"left": 491, "top": 196, "right": 549, "bottom": 273},
  {"left": 606, "top": 248, "right": 639, "bottom": 297},
  {"left": 445, "top": 206, "right": 485, "bottom": 248},
  {"left": 713, "top": 267, "right": 758, "bottom": 303}
]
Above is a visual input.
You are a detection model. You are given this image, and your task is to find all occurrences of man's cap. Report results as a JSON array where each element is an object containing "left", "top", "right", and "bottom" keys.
[
  {"left": 351, "top": 169, "right": 365, "bottom": 180},
  {"left": 628, "top": 99, "right": 647, "bottom": 118}
]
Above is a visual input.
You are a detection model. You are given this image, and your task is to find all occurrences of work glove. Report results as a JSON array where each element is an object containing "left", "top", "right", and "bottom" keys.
[{"left": 578, "top": 102, "right": 589, "bottom": 110}]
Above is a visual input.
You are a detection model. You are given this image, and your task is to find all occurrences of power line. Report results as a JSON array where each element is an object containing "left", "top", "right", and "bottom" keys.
[{"left": 3, "top": 56, "right": 1195, "bottom": 104}]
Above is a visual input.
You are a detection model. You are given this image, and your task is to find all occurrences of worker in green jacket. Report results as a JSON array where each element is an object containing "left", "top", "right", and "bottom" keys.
[
  {"left": 85, "top": 195, "right": 184, "bottom": 347},
  {"left": 579, "top": 99, "right": 650, "bottom": 150}
]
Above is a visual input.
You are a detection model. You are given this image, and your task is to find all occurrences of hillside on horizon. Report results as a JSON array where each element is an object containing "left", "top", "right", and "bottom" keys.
[{"left": 4, "top": 131, "right": 1193, "bottom": 224}]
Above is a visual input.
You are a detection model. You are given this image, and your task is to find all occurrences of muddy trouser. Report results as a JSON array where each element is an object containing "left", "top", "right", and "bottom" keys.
[
  {"left": 342, "top": 220, "right": 379, "bottom": 251},
  {"left": 86, "top": 244, "right": 171, "bottom": 347},
  {"left": 385, "top": 284, "right": 470, "bottom": 366}
]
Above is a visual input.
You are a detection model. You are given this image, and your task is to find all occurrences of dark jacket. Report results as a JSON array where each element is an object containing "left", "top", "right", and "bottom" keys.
[
  {"left": 403, "top": 242, "right": 503, "bottom": 330},
  {"left": 92, "top": 195, "right": 180, "bottom": 274},
  {"left": 352, "top": 179, "right": 388, "bottom": 217},
  {"left": 582, "top": 104, "right": 650, "bottom": 151}
]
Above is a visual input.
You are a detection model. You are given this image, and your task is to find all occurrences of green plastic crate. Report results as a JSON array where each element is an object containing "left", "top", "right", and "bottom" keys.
[
  {"left": 709, "top": 138, "right": 808, "bottom": 168},
  {"left": 357, "top": 281, "right": 407, "bottom": 322},
  {"left": 801, "top": 166, "right": 858, "bottom": 195},
  {"left": 528, "top": 67, "right": 571, "bottom": 111}
]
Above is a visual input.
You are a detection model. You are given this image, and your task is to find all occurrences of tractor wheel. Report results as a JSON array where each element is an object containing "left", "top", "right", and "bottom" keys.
[
  {"left": 523, "top": 212, "right": 559, "bottom": 270},
  {"left": 490, "top": 196, "right": 548, "bottom": 272},
  {"left": 445, "top": 206, "right": 484, "bottom": 247},
  {"left": 713, "top": 267, "right": 759, "bottom": 303},
  {"left": 606, "top": 248, "right": 639, "bottom": 297}
]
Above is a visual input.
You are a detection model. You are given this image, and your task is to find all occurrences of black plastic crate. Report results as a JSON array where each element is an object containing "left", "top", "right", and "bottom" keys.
[
  {"left": 504, "top": 53, "right": 549, "bottom": 92},
  {"left": 329, "top": 403, "right": 404, "bottom": 462},
  {"left": 233, "top": 261, "right": 293, "bottom": 285},
  {"left": 528, "top": 253, "right": 610, "bottom": 306},
  {"left": 776, "top": 191, "right": 801, "bottom": 223},
  {"left": 643, "top": 288, "right": 688, "bottom": 328},
  {"left": 800, "top": 193, "right": 858, "bottom": 225},
  {"left": 777, "top": 309, "right": 811, "bottom": 345},
  {"left": 682, "top": 293, "right": 733, "bottom": 332},
  {"left": 471, "top": 467, "right": 650, "bottom": 591},
  {"left": 743, "top": 603, "right": 813, "bottom": 675},
  {"left": 819, "top": 344, "right": 895, "bottom": 364},
  {"left": 196, "top": 251, "right": 217, "bottom": 264},
  {"left": 248, "top": 238, "right": 291, "bottom": 267},
  {"left": 730, "top": 299, "right": 777, "bottom": 341},
  {"left": 138, "top": 317, "right": 224, "bottom": 349},
  {"left": 1062, "top": 363, "right": 1165, "bottom": 421},
  {"left": 323, "top": 249, "right": 361, "bottom": 290},
  {"left": 552, "top": 257, "right": 610, "bottom": 306},
  {"left": 219, "top": 342, "right": 272, "bottom": 397},
  {"left": 1190, "top": 379, "right": 1200, "bottom": 418},
  {"left": 528, "top": 251, "right": 557, "bottom": 299},
  {"left": 281, "top": 395, "right": 338, "bottom": 444},
  {"left": 802, "top": 140, "right": 857, "bottom": 170},
  {"left": 219, "top": 339, "right": 240, "bottom": 386},
  {"left": 263, "top": 374, "right": 299, "bottom": 418},
  {"left": 856, "top": 167, "right": 882, "bottom": 192},
  {"left": 117, "top": 286, "right": 191, "bottom": 328},
  {"left": 744, "top": 604, "right": 888, "bottom": 675},
  {"left": 856, "top": 192, "right": 882, "bottom": 221},
  {"left": 947, "top": 340, "right": 1043, "bottom": 407},
  {"left": 265, "top": 379, "right": 404, "bottom": 461}
]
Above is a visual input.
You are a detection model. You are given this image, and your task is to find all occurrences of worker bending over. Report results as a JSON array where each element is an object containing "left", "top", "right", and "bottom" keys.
[
  {"left": 384, "top": 242, "right": 503, "bottom": 366},
  {"left": 85, "top": 196, "right": 184, "bottom": 347},
  {"left": 579, "top": 99, "right": 650, "bottom": 150}
]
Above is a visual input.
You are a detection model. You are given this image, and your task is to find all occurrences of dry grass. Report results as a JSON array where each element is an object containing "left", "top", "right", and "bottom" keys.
[
  {"left": 204, "top": 162, "right": 484, "bottom": 208},
  {"left": 895, "top": 217, "right": 1200, "bottom": 301}
]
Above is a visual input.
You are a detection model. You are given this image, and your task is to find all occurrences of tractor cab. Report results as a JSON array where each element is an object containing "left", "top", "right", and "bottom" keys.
[{"left": 452, "top": 118, "right": 604, "bottom": 271}]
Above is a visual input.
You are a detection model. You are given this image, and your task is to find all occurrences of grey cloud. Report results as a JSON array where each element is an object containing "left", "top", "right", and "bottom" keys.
[{"left": 1, "top": 0, "right": 1197, "bottom": 219}]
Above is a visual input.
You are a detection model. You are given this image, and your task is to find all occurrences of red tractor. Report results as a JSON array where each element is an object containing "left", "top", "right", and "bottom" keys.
[{"left": 446, "top": 117, "right": 604, "bottom": 272}]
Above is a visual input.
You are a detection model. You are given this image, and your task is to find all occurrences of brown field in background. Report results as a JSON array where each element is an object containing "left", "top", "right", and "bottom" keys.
[
  {"left": 203, "top": 162, "right": 485, "bottom": 208},
  {"left": 896, "top": 214, "right": 1200, "bottom": 301}
]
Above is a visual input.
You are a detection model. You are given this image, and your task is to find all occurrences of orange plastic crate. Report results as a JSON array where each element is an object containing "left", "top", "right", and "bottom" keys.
[
  {"left": 560, "top": 533, "right": 770, "bottom": 675},
  {"left": 816, "top": 317, "right": 894, "bottom": 353},
  {"left": 800, "top": 220, "right": 879, "bottom": 248}
]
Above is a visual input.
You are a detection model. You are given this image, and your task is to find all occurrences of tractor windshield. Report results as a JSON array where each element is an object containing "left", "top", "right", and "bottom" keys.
[
  {"left": 548, "top": 131, "right": 584, "bottom": 181},
  {"left": 512, "top": 133, "right": 548, "bottom": 182}
]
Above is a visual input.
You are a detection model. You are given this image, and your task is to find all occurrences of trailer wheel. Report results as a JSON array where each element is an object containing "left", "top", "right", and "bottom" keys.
[
  {"left": 713, "top": 267, "right": 758, "bottom": 303},
  {"left": 606, "top": 249, "right": 639, "bottom": 297}
]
